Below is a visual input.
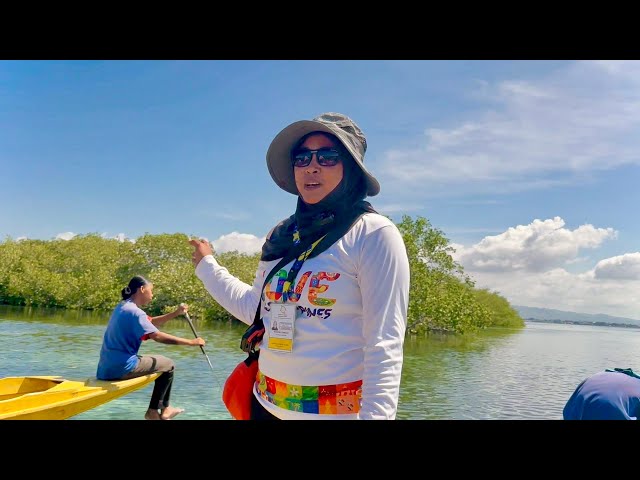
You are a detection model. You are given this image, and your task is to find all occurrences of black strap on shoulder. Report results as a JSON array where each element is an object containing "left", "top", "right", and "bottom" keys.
[
  {"left": 240, "top": 254, "right": 294, "bottom": 355},
  {"left": 254, "top": 255, "right": 296, "bottom": 329}
]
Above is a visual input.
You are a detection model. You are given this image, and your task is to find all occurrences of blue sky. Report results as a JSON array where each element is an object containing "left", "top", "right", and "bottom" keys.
[{"left": 2, "top": 60, "right": 640, "bottom": 319}]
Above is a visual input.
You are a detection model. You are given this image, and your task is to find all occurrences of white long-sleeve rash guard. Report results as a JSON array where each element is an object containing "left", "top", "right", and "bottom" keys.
[{"left": 196, "top": 213, "right": 410, "bottom": 419}]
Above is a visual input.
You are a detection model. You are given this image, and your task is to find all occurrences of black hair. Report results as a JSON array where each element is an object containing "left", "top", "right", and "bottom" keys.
[{"left": 121, "top": 275, "right": 150, "bottom": 300}]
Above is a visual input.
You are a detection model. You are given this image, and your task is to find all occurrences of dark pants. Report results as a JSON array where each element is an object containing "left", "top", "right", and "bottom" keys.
[
  {"left": 121, "top": 355, "right": 176, "bottom": 410},
  {"left": 250, "top": 393, "right": 279, "bottom": 420}
]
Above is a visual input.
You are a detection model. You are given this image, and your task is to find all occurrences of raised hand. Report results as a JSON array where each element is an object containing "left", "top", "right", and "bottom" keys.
[{"left": 189, "top": 238, "right": 214, "bottom": 267}]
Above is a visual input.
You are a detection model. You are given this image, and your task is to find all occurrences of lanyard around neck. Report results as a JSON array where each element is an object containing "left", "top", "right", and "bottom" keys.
[{"left": 277, "top": 234, "right": 326, "bottom": 302}]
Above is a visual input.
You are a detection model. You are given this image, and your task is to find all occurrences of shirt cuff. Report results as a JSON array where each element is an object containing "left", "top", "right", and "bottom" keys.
[{"left": 195, "top": 254, "right": 217, "bottom": 279}]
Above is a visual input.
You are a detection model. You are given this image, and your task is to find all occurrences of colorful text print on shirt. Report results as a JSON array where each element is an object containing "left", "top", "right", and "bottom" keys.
[
  {"left": 297, "top": 306, "right": 332, "bottom": 319},
  {"left": 265, "top": 268, "right": 289, "bottom": 302},
  {"left": 306, "top": 272, "right": 340, "bottom": 306},
  {"left": 265, "top": 271, "right": 340, "bottom": 306}
]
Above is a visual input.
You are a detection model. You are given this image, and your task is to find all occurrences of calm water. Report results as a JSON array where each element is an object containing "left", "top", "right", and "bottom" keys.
[{"left": 2, "top": 305, "right": 640, "bottom": 420}]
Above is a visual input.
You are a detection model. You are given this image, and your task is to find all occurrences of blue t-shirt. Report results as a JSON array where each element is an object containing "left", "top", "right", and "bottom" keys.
[
  {"left": 563, "top": 370, "right": 640, "bottom": 420},
  {"left": 96, "top": 300, "right": 159, "bottom": 380}
]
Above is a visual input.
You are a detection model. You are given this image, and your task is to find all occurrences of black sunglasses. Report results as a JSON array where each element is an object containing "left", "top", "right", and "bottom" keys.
[{"left": 291, "top": 148, "right": 344, "bottom": 168}]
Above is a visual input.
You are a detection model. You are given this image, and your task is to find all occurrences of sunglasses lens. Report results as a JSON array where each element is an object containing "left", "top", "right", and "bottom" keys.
[
  {"left": 292, "top": 149, "right": 342, "bottom": 167},
  {"left": 317, "top": 149, "right": 340, "bottom": 166},
  {"left": 293, "top": 152, "right": 312, "bottom": 167}
]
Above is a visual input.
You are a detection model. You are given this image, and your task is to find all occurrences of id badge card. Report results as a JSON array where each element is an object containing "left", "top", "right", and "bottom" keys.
[{"left": 267, "top": 302, "right": 296, "bottom": 352}]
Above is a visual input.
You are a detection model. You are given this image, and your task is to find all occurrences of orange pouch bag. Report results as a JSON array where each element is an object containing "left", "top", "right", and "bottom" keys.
[{"left": 222, "top": 352, "right": 259, "bottom": 420}]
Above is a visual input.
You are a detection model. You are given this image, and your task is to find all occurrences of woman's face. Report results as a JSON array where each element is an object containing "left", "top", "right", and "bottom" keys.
[
  {"left": 294, "top": 133, "right": 344, "bottom": 204},
  {"left": 138, "top": 283, "right": 154, "bottom": 305}
]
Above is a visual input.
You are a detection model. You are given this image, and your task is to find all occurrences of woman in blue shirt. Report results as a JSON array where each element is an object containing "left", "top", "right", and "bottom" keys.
[
  {"left": 563, "top": 369, "right": 640, "bottom": 420},
  {"left": 97, "top": 276, "right": 206, "bottom": 420}
]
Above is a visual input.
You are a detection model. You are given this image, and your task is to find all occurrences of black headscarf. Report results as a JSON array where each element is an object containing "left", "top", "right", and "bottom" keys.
[{"left": 261, "top": 147, "right": 377, "bottom": 262}]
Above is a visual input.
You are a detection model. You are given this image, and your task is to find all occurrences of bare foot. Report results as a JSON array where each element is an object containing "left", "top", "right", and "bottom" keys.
[
  {"left": 145, "top": 409, "right": 161, "bottom": 420},
  {"left": 160, "top": 406, "right": 185, "bottom": 420}
]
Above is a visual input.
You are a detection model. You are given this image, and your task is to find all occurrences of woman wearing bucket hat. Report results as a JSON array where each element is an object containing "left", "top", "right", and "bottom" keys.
[{"left": 190, "top": 112, "right": 410, "bottom": 419}]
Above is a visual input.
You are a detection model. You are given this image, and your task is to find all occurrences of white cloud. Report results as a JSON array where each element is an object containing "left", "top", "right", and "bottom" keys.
[
  {"left": 468, "top": 267, "right": 640, "bottom": 321},
  {"left": 452, "top": 216, "right": 640, "bottom": 319},
  {"left": 452, "top": 217, "right": 617, "bottom": 272},
  {"left": 377, "top": 60, "right": 640, "bottom": 197},
  {"left": 211, "top": 231, "right": 264, "bottom": 255},
  {"left": 594, "top": 253, "right": 640, "bottom": 280},
  {"left": 97, "top": 232, "right": 135, "bottom": 243},
  {"left": 113, "top": 233, "right": 133, "bottom": 243},
  {"left": 55, "top": 232, "right": 76, "bottom": 241}
]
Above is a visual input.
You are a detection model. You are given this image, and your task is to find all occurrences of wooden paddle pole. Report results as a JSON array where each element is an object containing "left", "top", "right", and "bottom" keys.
[{"left": 181, "top": 305, "right": 215, "bottom": 373}]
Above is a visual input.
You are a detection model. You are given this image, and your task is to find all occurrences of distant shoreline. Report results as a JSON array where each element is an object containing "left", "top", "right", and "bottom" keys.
[{"left": 525, "top": 318, "right": 640, "bottom": 330}]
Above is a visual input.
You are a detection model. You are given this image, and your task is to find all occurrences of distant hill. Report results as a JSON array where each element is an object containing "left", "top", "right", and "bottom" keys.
[{"left": 513, "top": 305, "right": 640, "bottom": 328}]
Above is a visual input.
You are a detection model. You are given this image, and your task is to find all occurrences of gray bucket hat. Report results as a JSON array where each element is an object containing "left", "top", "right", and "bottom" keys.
[{"left": 266, "top": 112, "right": 380, "bottom": 197}]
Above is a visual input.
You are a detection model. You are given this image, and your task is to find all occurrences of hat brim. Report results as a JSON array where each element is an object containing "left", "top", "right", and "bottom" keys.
[{"left": 266, "top": 120, "right": 380, "bottom": 196}]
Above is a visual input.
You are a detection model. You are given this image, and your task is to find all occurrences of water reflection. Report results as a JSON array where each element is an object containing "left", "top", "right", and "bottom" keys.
[
  {"left": 0, "top": 304, "right": 110, "bottom": 325},
  {"left": 3, "top": 306, "right": 640, "bottom": 419}
]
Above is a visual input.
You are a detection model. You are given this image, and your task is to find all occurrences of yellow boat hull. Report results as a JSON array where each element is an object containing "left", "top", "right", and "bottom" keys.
[{"left": 0, "top": 373, "right": 160, "bottom": 420}]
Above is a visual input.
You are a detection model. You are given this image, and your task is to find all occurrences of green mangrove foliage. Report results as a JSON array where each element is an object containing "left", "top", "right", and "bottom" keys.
[
  {"left": 0, "top": 217, "right": 524, "bottom": 334},
  {"left": 397, "top": 215, "right": 523, "bottom": 334},
  {"left": 471, "top": 288, "right": 524, "bottom": 328}
]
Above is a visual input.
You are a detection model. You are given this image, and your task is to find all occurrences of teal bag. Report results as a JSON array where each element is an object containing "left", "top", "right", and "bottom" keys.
[{"left": 605, "top": 367, "right": 640, "bottom": 380}]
